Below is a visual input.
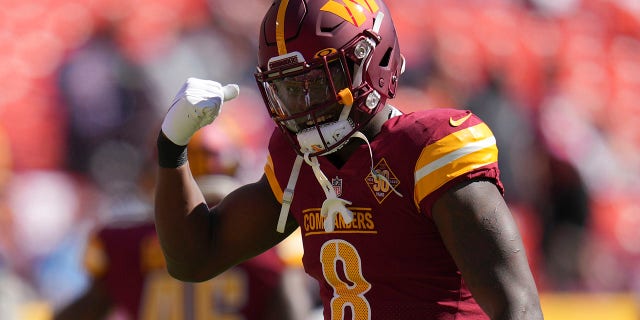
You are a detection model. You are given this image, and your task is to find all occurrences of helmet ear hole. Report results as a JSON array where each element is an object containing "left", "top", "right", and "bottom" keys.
[
  {"left": 379, "top": 47, "right": 393, "bottom": 68},
  {"left": 346, "top": 59, "right": 355, "bottom": 76}
]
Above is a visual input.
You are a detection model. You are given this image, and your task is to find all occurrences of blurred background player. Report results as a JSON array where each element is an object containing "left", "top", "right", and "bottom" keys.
[{"left": 54, "top": 119, "right": 311, "bottom": 320}]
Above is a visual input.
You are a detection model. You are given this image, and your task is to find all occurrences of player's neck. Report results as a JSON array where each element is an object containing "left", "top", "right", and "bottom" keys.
[
  {"left": 325, "top": 104, "right": 391, "bottom": 167},
  {"left": 362, "top": 103, "right": 393, "bottom": 139}
]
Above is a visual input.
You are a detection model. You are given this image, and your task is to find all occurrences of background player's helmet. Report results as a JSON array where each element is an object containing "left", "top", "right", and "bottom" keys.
[{"left": 255, "top": 0, "right": 404, "bottom": 156}]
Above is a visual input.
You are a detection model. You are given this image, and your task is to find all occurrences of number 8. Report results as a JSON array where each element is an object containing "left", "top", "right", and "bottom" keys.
[{"left": 320, "top": 239, "right": 372, "bottom": 320}]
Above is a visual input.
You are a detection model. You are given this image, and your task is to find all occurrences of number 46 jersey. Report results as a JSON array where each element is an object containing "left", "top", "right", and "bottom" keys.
[
  {"left": 265, "top": 108, "right": 503, "bottom": 320},
  {"left": 83, "top": 220, "right": 286, "bottom": 320}
]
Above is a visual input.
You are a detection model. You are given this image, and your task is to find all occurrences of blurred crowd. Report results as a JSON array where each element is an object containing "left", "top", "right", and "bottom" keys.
[{"left": 0, "top": 0, "right": 639, "bottom": 318}]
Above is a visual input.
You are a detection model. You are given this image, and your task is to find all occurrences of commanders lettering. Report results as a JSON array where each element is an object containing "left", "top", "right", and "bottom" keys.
[{"left": 303, "top": 209, "right": 375, "bottom": 233}]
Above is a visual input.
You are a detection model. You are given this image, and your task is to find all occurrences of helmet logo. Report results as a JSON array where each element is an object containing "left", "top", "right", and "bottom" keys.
[
  {"left": 320, "top": 0, "right": 380, "bottom": 27},
  {"left": 314, "top": 48, "right": 337, "bottom": 58}
]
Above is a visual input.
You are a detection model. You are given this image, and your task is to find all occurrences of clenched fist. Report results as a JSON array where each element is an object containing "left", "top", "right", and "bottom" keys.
[{"left": 161, "top": 78, "right": 240, "bottom": 146}]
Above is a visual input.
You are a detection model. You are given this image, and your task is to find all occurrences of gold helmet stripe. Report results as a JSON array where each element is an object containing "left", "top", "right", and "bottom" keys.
[{"left": 276, "top": 0, "right": 290, "bottom": 55}]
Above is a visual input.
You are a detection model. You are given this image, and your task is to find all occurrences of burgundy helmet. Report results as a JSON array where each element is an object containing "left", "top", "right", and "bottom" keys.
[{"left": 255, "top": 0, "right": 404, "bottom": 156}]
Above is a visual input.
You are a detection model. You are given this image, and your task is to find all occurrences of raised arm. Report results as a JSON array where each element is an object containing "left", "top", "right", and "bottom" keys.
[
  {"left": 154, "top": 78, "right": 296, "bottom": 282},
  {"left": 54, "top": 281, "right": 113, "bottom": 320},
  {"left": 155, "top": 166, "right": 294, "bottom": 281},
  {"left": 432, "top": 179, "right": 544, "bottom": 320}
]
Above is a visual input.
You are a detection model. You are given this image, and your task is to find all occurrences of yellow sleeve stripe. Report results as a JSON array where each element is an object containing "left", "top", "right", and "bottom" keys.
[
  {"left": 83, "top": 235, "right": 108, "bottom": 278},
  {"left": 264, "top": 154, "right": 284, "bottom": 204},
  {"left": 414, "top": 123, "right": 498, "bottom": 207}
]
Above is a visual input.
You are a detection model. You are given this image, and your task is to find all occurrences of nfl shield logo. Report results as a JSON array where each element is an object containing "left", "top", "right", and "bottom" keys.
[{"left": 331, "top": 176, "right": 343, "bottom": 197}]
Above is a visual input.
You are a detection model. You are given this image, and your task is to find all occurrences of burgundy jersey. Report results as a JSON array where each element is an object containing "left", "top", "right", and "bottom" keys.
[
  {"left": 84, "top": 219, "right": 286, "bottom": 320},
  {"left": 264, "top": 108, "right": 502, "bottom": 320}
]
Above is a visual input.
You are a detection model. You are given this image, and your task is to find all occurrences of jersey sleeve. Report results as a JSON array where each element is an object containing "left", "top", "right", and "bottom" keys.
[
  {"left": 264, "top": 153, "right": 284, "bottom": 204},
  {"left": 412, "top": 110, "right": 503, "bottom": 217},
  {"left": 263, "top": 127, "right": 298, "bottom": 204}
]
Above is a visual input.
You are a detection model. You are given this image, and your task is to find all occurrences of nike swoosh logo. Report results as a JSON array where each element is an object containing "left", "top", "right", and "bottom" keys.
[{"left": 449, "top": 113, "right": 472, "bottom": 127}]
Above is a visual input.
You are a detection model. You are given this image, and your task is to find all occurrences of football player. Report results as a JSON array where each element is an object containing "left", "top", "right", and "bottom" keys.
[
  {"left": 154, "top": 0, "right": 544, "bottom": 319},
  {"left": 53, "top": 175, "right": 298, "bottom": 320},
  {"left": 54, "top": 135, "right": 303, "bottom": 320}
]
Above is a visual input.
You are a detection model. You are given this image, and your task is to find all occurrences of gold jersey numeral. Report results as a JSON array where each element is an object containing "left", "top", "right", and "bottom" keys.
[{"left": 320, "top": 239, "right": 372, "bottom": 319}]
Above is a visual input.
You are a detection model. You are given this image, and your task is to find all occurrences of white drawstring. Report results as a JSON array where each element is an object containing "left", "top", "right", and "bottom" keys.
[
  {"left": 276, "top": 155, "right": 303, "bottom": 233},
  {"left": 276, "top": 129, "right": 402, "bottom": 233},
  {"left": 351, "top": 131, "right": 403, "bottom": 198},
  {"left": 303, "top": 153, "right": 353, "bottom": 232}
]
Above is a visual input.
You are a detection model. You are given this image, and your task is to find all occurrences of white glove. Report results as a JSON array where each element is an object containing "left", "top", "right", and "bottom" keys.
[{"left": 161, "top": 77, "right": 240, "bottom": 146}]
